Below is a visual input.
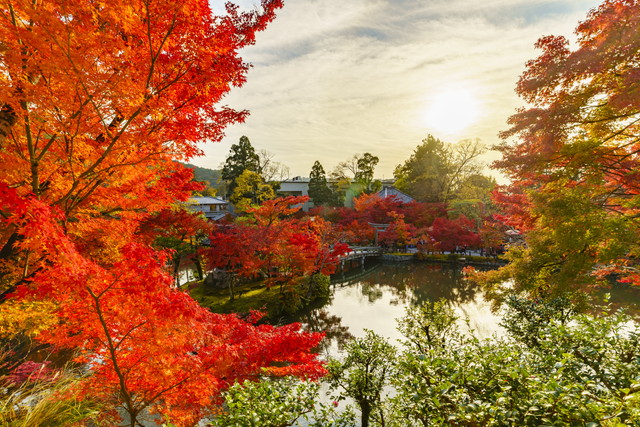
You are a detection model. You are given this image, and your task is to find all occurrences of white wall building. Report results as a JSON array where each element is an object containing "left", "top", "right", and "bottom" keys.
[
  {"left": 278, "top": 177, "right": 315, "bottom": 211},
  {"left": 187, "top": 196, "right": 230, "bottom": 221},
  {"left": 277, "top": 177, "right": 413, "bottom": 211}
]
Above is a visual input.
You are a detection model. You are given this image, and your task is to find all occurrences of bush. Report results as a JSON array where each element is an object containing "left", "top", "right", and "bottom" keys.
[
  {"left": 306, "top": 273, "right": 331, "bottom": 301},
  {"left": 210, "top": 377, "right": 356, "bottom": 427},
  {"left": 322, "top": 297, "right": 640, "bottom": 426},
  {"left": 384, "top": 297, "right": 640, "bottom": 425}
]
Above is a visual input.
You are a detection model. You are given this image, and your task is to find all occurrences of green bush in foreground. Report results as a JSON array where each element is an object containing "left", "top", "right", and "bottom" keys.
[
  {"left": 327, "top": 330, "right": 396, "bottom": 427},
  {"left": 209, "top": 377, "right": 355, "bottom": 427},
  {"left": 216, "top": 296, "right": 640, "bottom": 426},
  {"left": 386, "top": 297, "right": 640, "bottom": 426}
]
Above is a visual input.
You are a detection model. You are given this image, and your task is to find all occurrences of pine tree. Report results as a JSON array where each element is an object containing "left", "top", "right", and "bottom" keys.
[
  {"left": 309, "top": 161, "right": 337, "bottom": 206},
  {"left": 221, "top": 136, "right": 260, "bottom": 196}
]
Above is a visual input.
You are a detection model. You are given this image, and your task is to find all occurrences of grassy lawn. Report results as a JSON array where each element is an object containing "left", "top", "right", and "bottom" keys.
[{"left": 186, "top": 280, "right": 287, "bottom": 315}]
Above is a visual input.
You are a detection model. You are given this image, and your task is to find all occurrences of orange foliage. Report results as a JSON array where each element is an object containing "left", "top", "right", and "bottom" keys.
[
  {"left": 490, "top": 0, "right": 640, "bottom": 289},
  {"left": 0, "top": 1, "right": 328, "bottom": 425},
  {"left": 207, "top": 196, "right": 348, "bottom": 285}
]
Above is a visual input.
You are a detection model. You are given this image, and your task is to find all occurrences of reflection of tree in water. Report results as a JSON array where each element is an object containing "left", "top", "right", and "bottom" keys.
[
  {"left": 590, "top": 284, "right": 640, "bottom": 318},
  {"left": 298, "top": 309, "right": 354, "bottom": 355},
  {"left": 290, "top": 264, "right": 640, "bottom": 357},
  {"left": 292, "top": 262, "right": 493, "bottom": 354},
  {"left": 360, "top": 283, "right": 384, "bottom": 303},
  {"left": 354, "top": 263, "right": 481, "bottom": 307}
]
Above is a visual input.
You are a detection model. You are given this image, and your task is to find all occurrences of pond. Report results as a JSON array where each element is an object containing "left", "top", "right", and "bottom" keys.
[{"left": 290, "top": 260, "right": 640, "bottom": 359}]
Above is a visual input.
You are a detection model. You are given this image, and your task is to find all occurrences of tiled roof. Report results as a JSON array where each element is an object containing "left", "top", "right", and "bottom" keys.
[
  {"left": 377, "top": 187, "right": 415, "bottom": 204},
  {"left": 189, "top": 196, "right": 228, "bottom": 205},
  {"left": 203, "top": 211, "right": 229, "bottom": 221}
]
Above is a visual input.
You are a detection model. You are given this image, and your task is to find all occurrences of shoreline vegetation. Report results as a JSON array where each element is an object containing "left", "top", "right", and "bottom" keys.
[
  {"left": 188, "top": 253, "right": 505, "bottom": 318},
  {"left": 383, "top": 252, "right": 505, "bottom": 266}
]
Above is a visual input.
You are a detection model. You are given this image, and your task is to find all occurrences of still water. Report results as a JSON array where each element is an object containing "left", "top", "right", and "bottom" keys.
[{"left": 292, "top": 261, "right": 640, "bottom": 359}]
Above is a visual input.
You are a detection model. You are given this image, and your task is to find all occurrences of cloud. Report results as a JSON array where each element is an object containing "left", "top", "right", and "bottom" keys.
[{"left": 197, "top": 0, "right": 602, "bottom": 179}]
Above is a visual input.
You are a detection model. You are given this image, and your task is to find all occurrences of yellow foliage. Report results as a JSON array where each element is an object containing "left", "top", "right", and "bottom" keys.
[{"left": 0, "top": 300, "right": 58, "bottom": 338}]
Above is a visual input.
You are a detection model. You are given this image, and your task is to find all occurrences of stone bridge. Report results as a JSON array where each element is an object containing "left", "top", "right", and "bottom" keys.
[{"left": 338, "top": 246, "right": 383, "bottom": 270}]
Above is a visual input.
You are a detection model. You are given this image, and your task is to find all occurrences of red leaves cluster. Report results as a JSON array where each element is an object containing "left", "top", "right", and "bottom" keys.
[
  {"left": 497, "top": 0, "right": 640, "bottom": 185},
  {"left": 12, "top": 237, "right": 325, "bottom": 425},
  {"left": 490, "top": 0, "right": 640, "bottom": 289},
  {"left": 1, "top": 184, "right": 327, "bottom": 423},
  {"left": 207, "top": 196, "right": 348, "bottom": 285},
  {"left": 5, "top": 361, "right": 55, "bottom": 386},
  {"left": 317, "top": 193, "right": 487, "bottom": 253},
  {"left": 0, "top": 1, "right": 329, "bottom": 425},
  {"left": 137, "top": 205, "right": 213, "bottom": 247},
  {"left": 429, "top": 216, "right": 482, "bottom": 252}
]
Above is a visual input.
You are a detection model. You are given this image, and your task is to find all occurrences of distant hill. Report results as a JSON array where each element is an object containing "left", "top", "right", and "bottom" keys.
[
  {"left": 182, "top": 163, "right": 227, "bottom": 196},
  {"left": 183, "top": 163, "right": 222, "bottom": 185}
]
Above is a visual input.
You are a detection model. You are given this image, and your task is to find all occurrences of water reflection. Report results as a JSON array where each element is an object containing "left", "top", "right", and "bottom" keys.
[
  {"left": 355, "top": 263, "right": 481, "bottom": 307},
  {"left": 293, "top": 262, "right": 640, "bottom": 359},
  {"left": 593, "top": 284, "right": 640, "bottom": 317},
  {"left": 294, "top": 261, "right": 503, "bottom": 358},
  {"left": 298, "top": 309, "right": 354, "bottom": 356}
]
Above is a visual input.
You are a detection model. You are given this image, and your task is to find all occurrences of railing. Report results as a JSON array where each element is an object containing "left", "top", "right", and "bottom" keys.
[
  {"left": 331, "top": 262, "right": 382, "bottom": 286},
  {"left": 339, "top": 246, "right": 383, "bottom": 261}
]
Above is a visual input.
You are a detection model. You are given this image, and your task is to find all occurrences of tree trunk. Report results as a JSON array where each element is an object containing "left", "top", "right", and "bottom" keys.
[
  {"left": 193, "top": 254, "right": 204, "bottom": 280},
  {"left": 360, "top": 401, "right": 371, "bottom": 427},
  {"left": 0, "top": 104, "right": 17, "bottom": 148},
  {"left": 228, "top": 275, "right": 235, "bottom": 301},
  {"left": 172, "top": 255, "right": 181, "bottom": 287},
  {"left": 305, "top": 274, "right": 316, "bottom": 300}
]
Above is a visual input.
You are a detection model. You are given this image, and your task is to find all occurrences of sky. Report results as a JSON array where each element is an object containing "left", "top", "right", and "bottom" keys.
[{"left": 195, "top": 0, "right": 604, "bottom": 180}]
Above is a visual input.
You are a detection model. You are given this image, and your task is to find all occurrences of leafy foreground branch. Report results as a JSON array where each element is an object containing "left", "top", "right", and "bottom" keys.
[
  {"left": 216, "top": 298, "right": 640, "bottom": 426},
  {"left": 210, "top": 378, "right": 356, "bottom": 427}
]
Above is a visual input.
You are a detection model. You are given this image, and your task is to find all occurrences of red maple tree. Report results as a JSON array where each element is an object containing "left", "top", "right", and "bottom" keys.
[
  {"left": 0, "top": 1, "right": 327, "bottom": 425},
  {"left": 429, "top": 216, "right": 481, "bottom": 253},
  {"left": 207, "top": 196, "right": 348, "bottom": 298},
  {"left": 487, "top": 0, "right": 640, "bottom": 293}
]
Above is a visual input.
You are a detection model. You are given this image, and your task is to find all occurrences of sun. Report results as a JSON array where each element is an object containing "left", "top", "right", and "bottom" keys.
[{"left": 423, "top": 87, "right": 480, "bottom": 137}]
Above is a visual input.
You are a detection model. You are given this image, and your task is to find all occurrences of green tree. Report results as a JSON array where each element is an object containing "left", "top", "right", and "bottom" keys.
[
  {"left": 396, "top": 299, "right": 459, "bottom": 353},
  {"left": 230, "top": 170, "right": 275, "bottom": 211},
  {"left": 210, "top": 377, "right": 356, "bottom": 427},
  {"left": 332, "top": 153, "right": 382, "bottom": 197},
  {"left": 448, "top": 174, "right": 497, "bottom": 224},
  {"left": 327, "top": 330, "right": 396, "bottom": 427},
  {"left": 198, "top": 184, "right": 219, "bottom": 198},
  {"left": 221, "top": 136, "right": 260, "bottom": 196},
  {"left": 385, "top": 297, "right": 640, "bottom": 426},
  {"left": 355, "top": 153, "right": 382, "bottom": 194},
  {"left": 481, "top": 0, "right": 640, "bottom": 295},
  {"left": 453, "top": 174, "right": 496, "bottom": 203},
  {"left": 309, "top": 161, "right": 339, "bottom": 206},
  {"left": 205, "top": 297, "right": 640, "bottom": 426},
  {"left": 394, "top": 136, "right": 485, "bottom": 203},
  {"left": 394, "top": 135, "right": 450, "bottom": 203}
]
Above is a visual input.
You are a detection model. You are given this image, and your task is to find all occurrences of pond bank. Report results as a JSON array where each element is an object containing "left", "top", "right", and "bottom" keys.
[
  {"left": 186, "top": 254, "right": 505, "bottom": 323},
  {"left": 186, "top": 275, "right": 333, "bottom": 323},
  {"left": 380, "top": 252, "right": 506, "bottom": 267}
]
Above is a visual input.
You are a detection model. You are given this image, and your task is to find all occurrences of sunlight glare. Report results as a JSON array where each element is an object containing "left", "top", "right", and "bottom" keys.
[{"left": 423, "top": 88, "right": 480, "bottom": 136}]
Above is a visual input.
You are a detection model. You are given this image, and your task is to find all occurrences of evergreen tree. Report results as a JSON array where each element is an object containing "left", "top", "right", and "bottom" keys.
[
  {"left": 308, "top": 161, "right": 336, "bottom": 206},
  {"left": 221, "top": 136, "right": 260, "bottom": 196},
  {"left": 355, "top": 152, "right": 381, "bottom": 194}
]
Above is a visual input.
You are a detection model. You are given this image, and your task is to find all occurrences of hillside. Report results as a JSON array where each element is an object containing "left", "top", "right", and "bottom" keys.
[
  {"left": 183, "top": 163, "right": 222, "bottom": 184},
  {"left": 182, "top": 163, "right": 227, "bottom": 196}
]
